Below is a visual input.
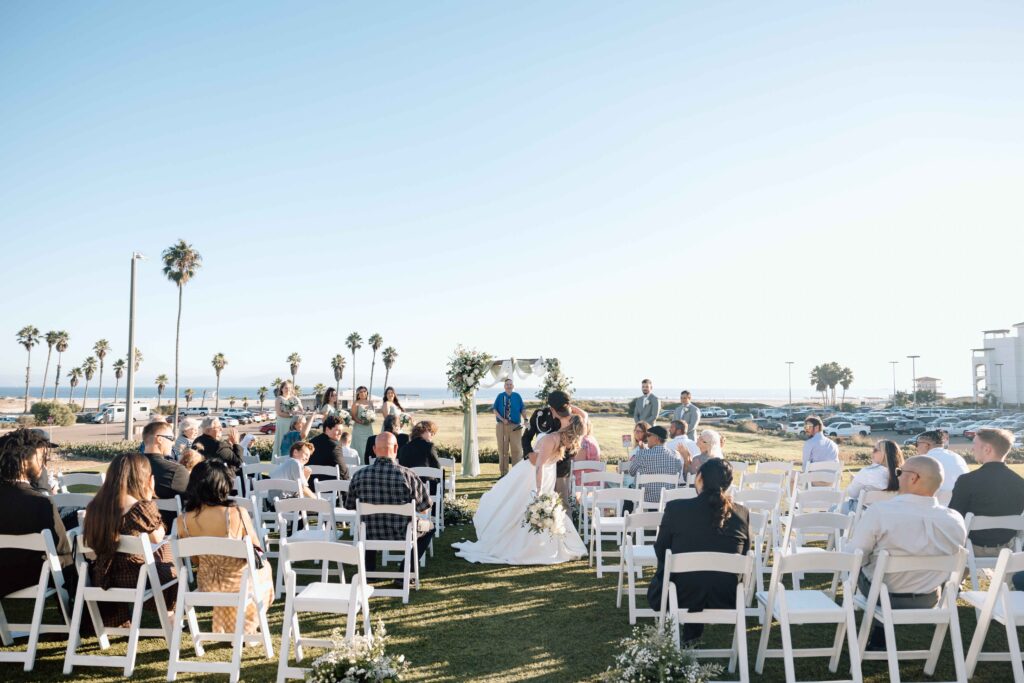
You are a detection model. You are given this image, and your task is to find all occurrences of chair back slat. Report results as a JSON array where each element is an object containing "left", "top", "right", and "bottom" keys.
[
  {"left": 173, "top": 535, "right": 250, "bottom": 560},
  {"left": 665, "top": 550, "right": 752, "bottom": 575},
  {"left": 777, "top": 548, "right": 863, "bottom": 575},
  {"left": 282, "top": 539, "right": 361, "bottom": 566},
  {"left": 0, "top": 532, "right": 48, "bottom": 552},
  {"left": 965, "top": 513, "right": 1024, "bottom": 533}
]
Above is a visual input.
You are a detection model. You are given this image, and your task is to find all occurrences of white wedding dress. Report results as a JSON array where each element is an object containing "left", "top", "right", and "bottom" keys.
[{"left": 452, "top": 436, "right": 587, "bottom": 565}]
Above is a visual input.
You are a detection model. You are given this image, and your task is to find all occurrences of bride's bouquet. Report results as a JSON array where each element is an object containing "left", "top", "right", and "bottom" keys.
[{"left": 522, "top": 492, "right": 566, "bottom": 538}]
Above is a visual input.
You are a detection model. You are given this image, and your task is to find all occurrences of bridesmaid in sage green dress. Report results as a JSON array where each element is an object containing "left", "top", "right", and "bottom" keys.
[
  {"left": 274, "top": 381, "right": 303, "bottom": 458},
  {"left": 350, "top": 385, "right": 374, "bottom": 461}
]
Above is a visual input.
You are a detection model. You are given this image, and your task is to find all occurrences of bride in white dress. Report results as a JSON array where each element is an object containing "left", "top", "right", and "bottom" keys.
[{"left": 453, "top": 415, "right": 588, "bottom": 565}]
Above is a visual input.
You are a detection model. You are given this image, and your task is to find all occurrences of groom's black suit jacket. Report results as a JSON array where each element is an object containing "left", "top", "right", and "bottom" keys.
[{"left": 522, "top": 407, "right": 575, "bottom": 478}]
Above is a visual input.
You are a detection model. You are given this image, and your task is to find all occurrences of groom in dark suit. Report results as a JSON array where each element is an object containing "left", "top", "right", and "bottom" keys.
[{"left": 522, "top": 390, "right": 583, "bottom": 505}]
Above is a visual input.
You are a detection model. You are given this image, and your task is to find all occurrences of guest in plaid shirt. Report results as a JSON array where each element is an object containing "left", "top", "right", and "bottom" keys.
[
  {"left": 624, "top": 426, "right": 682, "bottom": 510},
  {"left": 346, "top": 432, "right": 434, "bottom": 573}
]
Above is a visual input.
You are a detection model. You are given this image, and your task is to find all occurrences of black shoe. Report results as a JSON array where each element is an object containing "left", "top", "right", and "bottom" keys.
[{"left": 866, "top": 627, "right": 886, "bottom": 651}]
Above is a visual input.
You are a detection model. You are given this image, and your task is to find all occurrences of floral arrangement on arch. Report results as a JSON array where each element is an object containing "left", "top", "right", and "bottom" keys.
[
  {"left": 306, "top": 620, "right": 409, "bottom": 683},
  {"left": 601, "top": 622, "right": 723, "bottom": 683},
  {"left": 446, "top": 345, "right": 494, "bottom": 409}
]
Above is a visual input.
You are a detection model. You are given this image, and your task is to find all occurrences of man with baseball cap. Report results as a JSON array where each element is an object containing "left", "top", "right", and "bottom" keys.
[{"left": 623, "top": 425, "right": 682, "bottom": 512}]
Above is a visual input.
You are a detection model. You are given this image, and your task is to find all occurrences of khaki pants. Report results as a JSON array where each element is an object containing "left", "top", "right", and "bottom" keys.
[
  {"left": 496, "top": 421, "right": 524, "bottom": 476},
  {"left": 973, "top": 541, "right": 1015, "bottom": 558},
  {"left": 554, "top": 475, "right": 571, "bottom": 508}
]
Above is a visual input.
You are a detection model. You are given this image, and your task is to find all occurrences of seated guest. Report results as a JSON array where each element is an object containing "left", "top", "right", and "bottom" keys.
[
  {"left": 681, "top": 429, "right": 725, "bottom": 481},
  {"left": 178, "top": 460, "right": 273, "bottom": 634},
  {"left": 192, "top": 418, "right": 243, "bottom": 473},
  {"left": 346, "top": 432, "right": 433, "bottom": 578},
  {"left": 84, "top": 452, "right": 176, "bottom": 627},
  {"left": 280, "top": 415, "right": 313, "bottom": 459},
  {"left": 142, "top": 420, "right": 190, "bottom": 529},
  {"left": 173, "top": 418, "right": 199, "bottom": 461},
  {"left": 340, "top": 431, "right": 360, "bottom": 462},
  {"left": 191, "top": 416, "right": 225, "bottom": 456},
  {"left": 848, "top": 455, "right": 967, "bottom": 649},
  {"left": 628, "top": 421, "right": 650, "bottom": 457},
  {"left": 573, "top": 420, "right": 602, "bottom": 486},
  {"left": 624, "top": 425, "right": 682, "bottom": 511},
  {"left": 308, "top": 415, "right": 350, "bottom": 483},
  {"left": 239, "top": 433, "right": 257, "bottom": 461},
  {"left": 0, "top": 428, "right": 76, "bottom": 598},
  {"left": 802, "top": 416, "right": 839, "bottom": 470},
  {"left": 647, "top": 459, "right": 750, "bottom": 644},
  {"left": 844, "top": 439, "right": 902, "bottom": 511},
  {"left": 364, "top": 414, "right": 410, "bottom": 463},
  {"left": 179, "top": 448, "right": 204, "bottom": 472},
  {"left": 269, "top": 440, "right": 317, "bottom": 500},
  {"left": 916, "top": 430, "right": 969, "bottom": 492},
  {"left": 28, "top": 428, "right": 57, "bottom": 494},
  {"left": 950, "top": 428, "right": 1024, "bottom": 557},
  {"left": 665, "top": 420, "right": 700, "bottom": 461},
  {"left": 398, "top": 420, "right": 442, "bottom": 494}
]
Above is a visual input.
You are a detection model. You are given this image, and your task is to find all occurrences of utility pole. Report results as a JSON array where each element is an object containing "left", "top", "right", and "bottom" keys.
[
  {"left": 996, "top": 363, "right": 1005, "bottom": 410},
  {"left": 786, "top": 361, "right": 794, "bottom": 418},
  {"left": 907, "top": 355, "right": 920, "bottom": 407},
  {"left": 124, "top": 252, "right": 144, "bottom": 441},
  {"left": 889, "top": 361, "right": 899, "bottom": 405}
]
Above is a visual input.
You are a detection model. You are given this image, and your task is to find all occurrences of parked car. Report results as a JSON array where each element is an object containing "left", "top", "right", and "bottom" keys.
[
  {"left": 825, "top": 422, "right": 871, "bottom": 438},
  {"left": 864, "top": 415, "right": 895, "bottom": 429},
  {"left": 784, "top": 421, "right": 805, "bottom": 435},
  {"left": 259, "top": 422, "right": 276, "bottom": 435},
  {"left": 752, "top": 419, "right": 785, "bottom": 431},
  {"left": 894, "top": 419, "right": 927, "bottom": 435},
  {"left": 218, "top": 416, "right": 240, "bottom": 428},
  {"left": 944, "top": 420, "right": 976, "bottom": 437},
  {"left": 180, "top": 406, "right": 211, "bottom": 416},
  {"left": 0, "top": 415, "right": 17, "bottom": 424},
  {"left": 727, "top": 413, "right": 755, "bottom": 423},
  {"left": 702, "top": 407, "right": 728, "bottom": 418}
]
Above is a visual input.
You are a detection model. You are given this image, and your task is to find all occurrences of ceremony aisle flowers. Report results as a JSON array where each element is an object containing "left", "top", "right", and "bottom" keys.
[
  {"left": 446, "top": 345, "right": 493, "bottom": 477},
  {"left": 306, "top": 620, "right": 409, "bottom": 683},
  {"left": 601, "top": 623, "right": 723, "bottom": 683},
  {"left": 522, "top": 492, "right": 566, "bottom": 538},
  {"left": 443, "top": 494, "right": 474, "bottom": 526}
]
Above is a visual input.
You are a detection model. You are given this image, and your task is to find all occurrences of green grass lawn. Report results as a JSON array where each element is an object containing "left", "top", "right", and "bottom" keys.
[{"left": 5, "top": 462, "right": 1020, "bottom": 681}]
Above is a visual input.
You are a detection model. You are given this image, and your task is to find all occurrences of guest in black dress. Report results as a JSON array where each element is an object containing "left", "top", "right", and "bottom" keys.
[
  {"left": 647, "top": 458, "right": 750, "bottom": 644},
  {"left": 398, "top": 420, "right": 442, "bottom": 495}
]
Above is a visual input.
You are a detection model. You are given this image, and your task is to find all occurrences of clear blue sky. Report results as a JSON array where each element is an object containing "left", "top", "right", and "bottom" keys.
[{"left": 2, "top": 2, "right": 1022, "bottom": 396}]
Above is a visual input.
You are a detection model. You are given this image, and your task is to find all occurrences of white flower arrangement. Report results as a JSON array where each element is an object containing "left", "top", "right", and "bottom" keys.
[
  {"left": 446, "top": 345, "right": 494, "bottom": 408},
  {"left": 601, "top": 622, "right": 723, "bottom": 683},
  {"left": 337, "top": 409, "right": 353, "bottom": 428},
  {"left": 357, "top": 405, "right": 377, "bottom": 424},
  {"left": 306, "top": 620, "right": 409, "bottom": 683},
  {"left": 522, "top": 491, "right": 566, "bottom": 538}
]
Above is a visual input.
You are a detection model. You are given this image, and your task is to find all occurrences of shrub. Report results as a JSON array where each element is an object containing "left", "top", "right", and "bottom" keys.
[
  {"left": 17, "top": 415, "right": 35, "bottom": 427},
  {"left": 249, "top": 437, "right": 273, "bottom": 460},
  {"left": 434, "top": 444, "right": 500, "bottom": 464},
  {"left": 59, "top": 441, "right": 140, "bottom": 461},
  {"left": 30, "top": 401, "right": 78, "bottom": 427},
  {"left": 155, "top": 404, "right": 176, "bottom": 415},
  {"left": 735, "top": 420, "right": 759, "bottom": 434}
]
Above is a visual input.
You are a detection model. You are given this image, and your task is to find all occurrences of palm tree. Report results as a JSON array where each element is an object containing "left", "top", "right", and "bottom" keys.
[
  {"left": 287, "top": 352, "right": 302, "bottom": 390},
  {"left": 228, "top": 396, "right": 237, "bottom": 409},
  {"left": 810, "top": 365, "right": 828, "bottom": 407},
  {"left": 133, "top": 347, "right": 143, "bottom": 372},
  {"left": 52, "top": 331, "right": 69, "bottom": 400},
  {"left": 330, "top": 354, "right": 346, "bottom": 400},
  {"left": 367, "top": 333, "right": 383, "bottom": 402},
  {"left": 313, "top": 383, "right": 327, "bottom": 407},
  {"left": 271, "top": 377, "right": 283, "bottom": 393},
  {"left": 162, "top": 239, "right": 203, "bottom": 430},
  {"left": 154, "top": 374, "right": 169, "bottom": 409},
  {"left": 81, "top": 356, "right": 97, "bottom": 409},
  {"left": 345, "top": 332, "right": 362, "bottom": 403},
  {"left": 184, "top": 388, "right": 195, "bottom": 408},
  {"left": 112, "top": 358, "right": 126, "bottom": 403},
  {"left": 93, "top": 339, "right": 111, "bottom": 410},
  {"left": 67, "top": 367, "right": 82, "bottom": 407},
  {"left": 839, "top": 366, "right": 854, "bottom": 407},
  {"left": 258, "top": 386, "right": 268, "bottom": 410},
  {"left": 16, "top": 325, "right": 40, "bottom": 413},
  {"left": 40, "top": 331, "right": 60, "bottom": 401},
  {"left": 211, "top": 353, "right": 227, "bottom": 410},
  {"left": 382, "top": 346, "right": 398, "bottom": 390},
  {"left": 242, "top": 397, "right": 249, "bottom": 410}
]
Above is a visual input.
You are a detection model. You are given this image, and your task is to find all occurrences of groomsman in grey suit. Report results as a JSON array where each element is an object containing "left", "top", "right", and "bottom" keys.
[
  {"left": 633, "top": 379, "right": 661, "bottom": 425},
  {"left": 672, "top": 390, "right": 701, "bottom": 437}
]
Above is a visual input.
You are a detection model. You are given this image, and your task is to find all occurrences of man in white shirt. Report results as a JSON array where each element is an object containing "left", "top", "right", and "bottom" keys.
[
  {"left": 665, "top": 420, "right": 700, "bottom": 461},
  {"left": 801, "top": 416, "right": 839, "bottom": 470},
  {"left": 340, "top": 431, "right": 360, "bottom": 462},
  {"left": 916, "top": 430, "right": 969, "bottom": 492},
  {"left": 848, "top": 455, "right": 967, "bottom": 649},
  {"left": 269, "top": 440, "right": 318, "bottom": 500}
]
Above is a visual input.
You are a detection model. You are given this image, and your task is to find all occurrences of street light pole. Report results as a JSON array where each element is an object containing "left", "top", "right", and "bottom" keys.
[
  {"left": 785, "top": 362, "right": 794, "bottom": 418},
  {"left": 907, "top": 355, "right": 920, "bottom": 407},
  {"left": 124, "top": 252, "right": 144, "bottom": 441},
  {"left": 996, "top": 363, "right": 1005, "bottom": 410},
  {"left": 889, "top": 361, "right": 898, "bottom": 405}
]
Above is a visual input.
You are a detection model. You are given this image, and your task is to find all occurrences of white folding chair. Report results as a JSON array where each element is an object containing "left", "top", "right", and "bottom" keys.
[
  {"left": 727, "top": 461, "right": 749, "bottom": 488},
  {"left": 153, "top": 495, "right": 183, "bottom": 523},
  {"left": 342, "top": 453, "right": 362, "bottom": 470},
  {"left": 854, "top": 548, "right": 968, "bottom": 683},
  {"left": 963, "top": 512, "right": 1024, "bottom": 590},
  {"left": 274, "top": 498, "right": 339, "bottom": 599},
  {"left": 742, "top": 472, "right": 786, "bottom": 492},
  {"left": 277, "top": 540, "right": 374, "bottom": 682},
  {"left": 963, "top": 548, "right": 1024, "bottom": 680},
  {"left": 356, "top": 501, "right": 419, "bottom": 603},
  {"left": 571, "top": 460, "right": 605, "bottom": 501},
  {"left": 228, "top": 495, "right": 268, "bottom": 551},
  {"left": 411, "top": 467, "right": 444, "bottom": 535},
  {"left": 616, "top": 511, "right": 662, "bottom": 623},
  {"left": 314, "top": 478, "right": 358, "bottom": 538},
  {"left": 241, "top": 462, "right": 276, "bottom": 497},
  {"left": 0, "top": 530, "right": 70, "bottom": 671},
  {"left": 250, "top": 478, "right": 302, "bottom": 554},
  {"left": 636, "top": 473, "right": 678, "bottom": 513},
  {"left": 306, "top": 464, "right": 340, "bottom": 480},
  {"left": 64, "top": 534, "right": 177, "bottom": 676},
  {"left": 167, "top": 535, "right": 274, "bottom": 682},
  {"left": 734, "top": 488, "right": 784, "bottom": 546},
  {"left": 658, "top": 551, "right": 755, "bottom": 683},
  {"left": 437, "top": 456, "right": 457, "bottom": 497},
  {"left": 756, "top": 461, "right": 794, "bottom": 491},
  {"left": 57, "top": 471, "right": 104, "bottom": 493},
  {"left": 659, "top": 486, "right": 698, "bottom": 512},
  {"left": 791, "top": 488, "right": 843, "bottom": 514},
  {"left": 589, "top": 488, "right": 642, "bottom": 578},
  {"left": 755, "top": 550, "right": 864, "bottom": 683},
  {"left": 780, "top": 512, "right": 851, "bottom": 556},
  {"left": 806, "top": 460, "right": 843, "bottom": 474},
  {"left": 746, "top": 511, "right": 772, "bottom": 606},
  {"left": 850, "top": 489, "right": 897, "bottom": 530},
  {"left": 51, "top": 492, "right": 94, "bottom": 510},
  {"left": 792, "top": 469, "right": 841, "bottom": 492},
  {"left": 579, "top": 471, "right": 625, "bottom": 543}
]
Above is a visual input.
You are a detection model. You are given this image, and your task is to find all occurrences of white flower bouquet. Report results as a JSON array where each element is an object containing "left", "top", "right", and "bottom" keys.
[
  {"left": 446, "top": 345, "right": 494, "bottom": 405},
  {"left": 337, "top": 409, "right": 353, "bottom": 428},
  {"left": 357, "top": 405, "right": 377, "bottom": 424},
  {"left": 601, "top": 622, "right": 723, "bottom": 683},
  {"left": 306, "top": 620, "right": 409, "bottom": 683},
  {"left": 522, "top": 491, "right": 566, "bottom": 538}
]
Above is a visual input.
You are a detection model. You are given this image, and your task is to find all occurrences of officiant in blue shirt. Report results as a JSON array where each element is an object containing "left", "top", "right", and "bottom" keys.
[{"left": 493, "top": 379, "right": 525, "bottom": 476}]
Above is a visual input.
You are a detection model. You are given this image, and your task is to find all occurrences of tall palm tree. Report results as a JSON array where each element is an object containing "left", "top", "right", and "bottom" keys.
[
  {"left": 258, "top": 386, "right": 268, "bottom": 410},
  {"left": 228, "top": 396, "right": 237, "bottom": 408},
  {"left": 40, "top": 331, "right": 60, "bottom": 401},
  {"left": 154, "top": 374, "right": 169, "bottom": 409},
  {"left": 52, "top": 331, "right": 69, "bottom": 400},
  {"left": 81, "top": 356, "right": 97, "bottom": 410},
  {"left": 287, "top": 352, "right": 302, "bottom": 391},
  {"left": 67, "top": 367, "right": 82, "bottom": 407},
  {"left": 839, "top": 366, "right": 854, "bottom": 407},
  {"left": 810, "top": 365, "right": 827, "bottom": 407},
  {"left": 345, "top": 332, "right": 362, "bottom": 403},
  {"left": 211, "top": 353, "right": 227, "bottom": 410},
  {"left": 93, "top": 339, "right": 111, "bottom": 410},
  {"left": 330, "top": 354, "right": 346, "bottom": 400},
  {"left": 16, "top": 325, "right": 40, "bottom": 413},
  {"left": 133, "top": 347, "right": 143, "bottom": 372},
  {"left": 242, "top": 397, "right": 249, "bottom": 410},
  {"left": 382, "top": 346, "right": 398, "bottom": 391},
  {"left": 162, "top": 239, "right": 203, "bottom": 430},
  {"left": 184, "top": 388, "right": 195, "bottom": 408},
  {"left": 112, "top": 358, "right": 126, "bottom": 403},
  {"left": 367, "top": 333, "right": 383, "bottom": 402}
]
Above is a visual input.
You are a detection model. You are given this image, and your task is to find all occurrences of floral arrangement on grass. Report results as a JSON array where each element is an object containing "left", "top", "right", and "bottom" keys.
[
  {"left": 446, "top": 345, "right": 494, "bottom": 408},
  {"left": 522, "top": 491, "right": 566, "bottom": 538},
  {"left": 356, "top": 405, "right": 377, "bottom": 424},
  {"left": 443, "top": 495, "right": 475, "bottom": 526},
  {"left": 601, "top": 622, "right": 723, "bottom": 683},
  {"left": 306, "top": 620, "right": 409, "bottom": 683}
]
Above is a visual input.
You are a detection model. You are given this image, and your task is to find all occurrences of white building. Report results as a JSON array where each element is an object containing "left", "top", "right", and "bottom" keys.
[{"left": 972, "top": 324, "right": 1024, "bottom": 406}]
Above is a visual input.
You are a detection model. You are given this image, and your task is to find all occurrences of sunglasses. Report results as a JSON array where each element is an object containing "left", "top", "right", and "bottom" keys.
[
  {"left": 158, "top": 434, "right": 175, "bottom": 442},
  {"left": 895, "top": 467, "right": 919, "bottom": 478}
]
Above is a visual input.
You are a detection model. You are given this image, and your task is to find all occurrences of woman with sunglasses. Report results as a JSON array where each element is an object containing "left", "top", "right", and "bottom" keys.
[{"left": 843, "top": 439, "right": 903, "bottom": 512}]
